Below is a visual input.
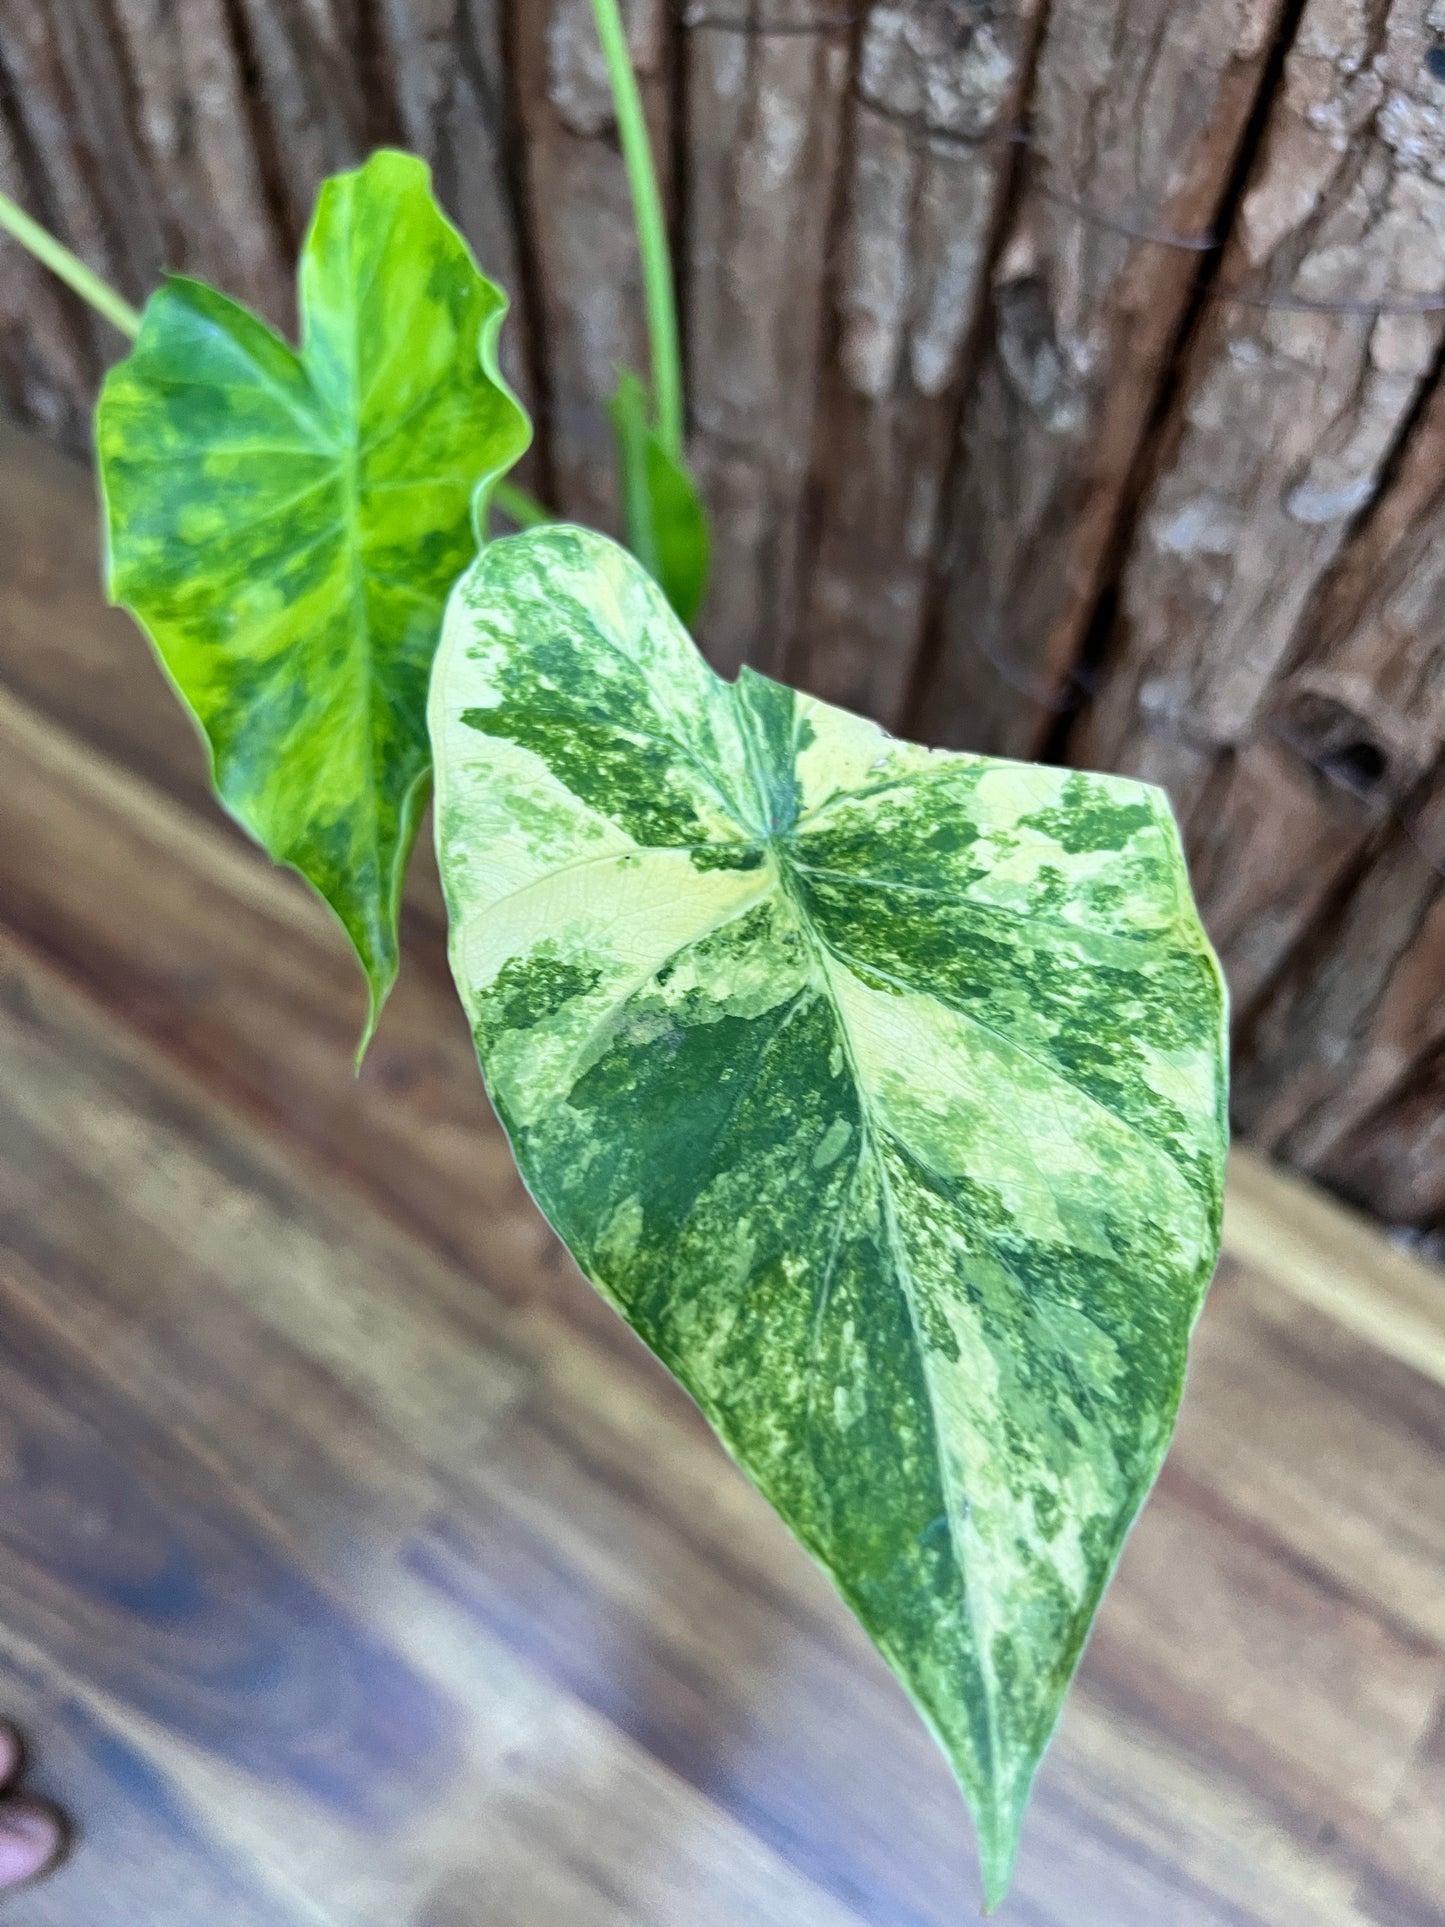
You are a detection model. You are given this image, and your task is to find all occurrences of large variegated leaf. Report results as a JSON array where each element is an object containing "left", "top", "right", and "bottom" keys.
[
  {"left": 96, "top": 149, "right": 531, "bottom": 1048},
  {"left": 430, "top": 527, "right": 1228, "bottom": 1907}
]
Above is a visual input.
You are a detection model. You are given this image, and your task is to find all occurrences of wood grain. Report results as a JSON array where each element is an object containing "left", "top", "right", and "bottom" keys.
[
  {"left": 1080, "top": 0, "right": 1445, "bottom": 793},
  {"left": 683, "top": 0, "right": 852, "bottom": 677},
  {"left": 1233, "top": 771, "right": 1445, "bottom": 1190},
  {"left": 793, "top": 0, "right": 1039, "bottom": 720},
  {"left": 511, "top": 0, "right": 672, "bottom": 530},
  {"left": 916, "top": 0, "right": 1290, "bottom": 756},
  {"left": 1146, "top": 306, "right": 1445, "bottom": 1046},
  {"left": 0, "top": 416, "right": 1444, "bottom": 1925}
]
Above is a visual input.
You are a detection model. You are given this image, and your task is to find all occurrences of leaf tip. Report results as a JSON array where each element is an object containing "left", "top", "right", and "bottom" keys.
[
  {"left": 352, "top": 948, "right": 400, "bottom": 1075},
  {"left": 353, "top": 995, "right": 382, "bottom": 1075},
  {"left": 975, "top": 1786, "right": 1028, "bottom": 1917}
]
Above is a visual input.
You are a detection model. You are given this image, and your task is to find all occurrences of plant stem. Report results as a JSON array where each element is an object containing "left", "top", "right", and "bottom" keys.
[
  {"left": 493, "top": 480, "right": 553, "bottom": 528},
  {"left": 0, "top": 189, "right": 141, "bottom": 340},
  {"left": 588, "top": 0, "right": 684, "bottom": 461}
]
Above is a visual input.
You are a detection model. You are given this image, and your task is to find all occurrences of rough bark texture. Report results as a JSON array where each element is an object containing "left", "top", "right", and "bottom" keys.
[
  {"left": 1235, "top": 770, "right": 1445, "bottom": 1209},
  {"left": 917, "top": 0, "right": 1291, "bottom": 758},
  {"left": 793, "top": 0, "right": 1040, "bottom": 720},
  {"left": 0, "top": 93, "right": 94, "bottom": 445},
  {"left": 514, "top": 0, "right": 670, "bottom": 529},
  {"left": 683, "top": 0, "right": 852, "bottom": 675},
  {"left": 1081, "top": 0, "right": 1445, "bottom": 787},
  {"left": 0, "top": 0, "right": 1443, "bottom": 1244}
]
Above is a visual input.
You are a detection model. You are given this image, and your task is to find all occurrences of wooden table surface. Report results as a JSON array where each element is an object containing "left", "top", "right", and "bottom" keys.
[{"left": 0, "top": 420, "right": 1442, "bottom": 1927}]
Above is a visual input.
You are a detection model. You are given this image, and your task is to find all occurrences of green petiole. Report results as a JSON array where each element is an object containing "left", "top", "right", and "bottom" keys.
[
  {"left": 0, "top": 189, "right": 141, "bottom": 340},
  {"left": 492, "top": 479, "right": 553, "bottom": 529},
  {"left": 588, "top": 0, "right": 685, "bottom": 461}
]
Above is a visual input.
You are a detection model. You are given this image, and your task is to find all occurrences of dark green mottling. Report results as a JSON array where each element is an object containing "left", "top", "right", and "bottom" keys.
[
  {"left": 96, "top": 150, "right": 531, "bottom": 1043},
  {"left": 431, "top": 527, "right": 1229, "bottom": 1909}
]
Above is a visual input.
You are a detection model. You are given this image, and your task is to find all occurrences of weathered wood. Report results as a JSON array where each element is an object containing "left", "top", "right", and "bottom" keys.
[
  {"left": 1158, "top": 356, "right": 1445, "bottom": 1023},
  {"left": 0, "top": 100, "right": 94, "bottom": 447},
  {"left": 792, "top": 0, "right": 1039, "bottom": 721},
  {"left": 1320, "top": 1040, "right": 1445, "bottom": 1236},
  {"left": 511, "top": 0, "right": 672, "bottom": 529},
  {"left": 370, "top": 0, "right": 538, "bottom": 427},
  {"left": 107, "top": 0, "right": 291, "bottom": 321},
  {"left": 223, "top": 0, "right": 369, "bottom": 258},
  {"left": 0, "top": 0, "right": 162, "bottom": 369},
  {"left": 915, "top": 0, "right": 1292, "bottom": 757},
  {"left": 1234, "top": 769, "right": 1445, "bottom": 1195},
  {"left": 683, "top": 2, "right": 852, "bottom": 676},
  {"left": 1178, "top": 738, "right": 1378, "bottom": 1018},
  {"left": 0, "top": 0, "right": 529, "bottom": 424},
  {"left": 1081, "top": 0, "right": 1445, "bottom": 792}
]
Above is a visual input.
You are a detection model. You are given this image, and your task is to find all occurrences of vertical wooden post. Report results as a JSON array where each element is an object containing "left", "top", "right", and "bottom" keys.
[
  {"left": 683, "top": 0, "right": 852, "bottom": 676},
  {"left": 510, "top": 0, "right": 671, "bottom": 530},
  {"left": 794, "top": 0, "right": 1040, "bottom": 724},
  {"left": 915, "top": 0, "right": 1296, "bottom": 757}
]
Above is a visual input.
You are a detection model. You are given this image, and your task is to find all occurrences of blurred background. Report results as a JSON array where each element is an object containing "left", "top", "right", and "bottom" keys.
[
  {"left": 1, "top": 0, "right": 1443, "bottom": 1250},
  {"left": 0, "top": 5, "right": 1444, "bottom": 1925}
]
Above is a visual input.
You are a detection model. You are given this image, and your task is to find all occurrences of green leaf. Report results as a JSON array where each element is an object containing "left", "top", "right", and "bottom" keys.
[
  {"left": 96, "top": 149, "right": 532, "bottom": 1052},
  {"left": 608, "top": 368, "right": 709, "bottom": 626},
  {"left": 430, "top": 527, "right": 1227, "bottom": 1909}
]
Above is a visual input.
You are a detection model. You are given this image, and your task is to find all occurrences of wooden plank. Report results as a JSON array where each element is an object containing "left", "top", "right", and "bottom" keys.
[
  {"left": 793, "top": 0, "right": 1040, "bottom": 721},
  {"left": 1172, "top": 1253, "right": 1445, "bottom": 1653},
  {"left": 1080, "top": 0, "right": 1445, "bottom": 795},
  {"left": 1223, "top": 1147, "right": 1445, "bottom": 1395},
  {"left": 915, "top": 0, "right": 1291, "bottom": 756},
  {"left": 0, "top": 938, "right": 873, "bottom": 1927},
  {"left": 2, "top": 911, "right": 1443, "bottom": 1925},
  {"left": 511, "top": 0, "right": 672, "bottom": 529},
  {"left": 1360, "top": 1691, "right": 1445, "bottom": 1927},
  {"left": 683, "top": 1, "right": 852, "bottom": 677},
  {"left": 0, "top": 1646, "right": 306, "bottom": 1927}
]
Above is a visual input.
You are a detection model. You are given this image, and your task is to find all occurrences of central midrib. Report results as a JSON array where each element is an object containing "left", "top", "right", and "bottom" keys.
[{"left": 769, "top": 850, "right": 1007, "bottom": 1824}]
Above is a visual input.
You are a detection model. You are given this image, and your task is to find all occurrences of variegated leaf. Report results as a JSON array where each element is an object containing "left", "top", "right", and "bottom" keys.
[
  {"left": 97, "top": 150, "right": 531, "bottom": 1049},
  {"left": 430, "top": 526, "right": 1228, "bottom": 1907}
]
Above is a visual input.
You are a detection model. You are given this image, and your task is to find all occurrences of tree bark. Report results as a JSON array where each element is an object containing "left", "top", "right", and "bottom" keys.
[
  {"left": 916, "top": 0, "right": 1291, "bottom": 757},
  {"left": 1167, "top": 358, "right": 1445, "bottom": 1021},
  {"left": 108, "top": 0, "right": 290, "bottom": 321},
  {"left": 683, "top": 0, "right": 852, "bottom": 676},
  {"left": 1080, "top": 0, "right": 1445, "bottom": 793},
  {"left": 1234, "top": 767, "right": 1445, "bottom": 1221},
  {"left": 512, "top": 0, "right": 671, "bottom": 531},
  {"left": 792, "top": 0, "right": 1040, "bottom": 722},
  {"left": 0, "top": 94, "right": 95, "bottom": 446}
]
